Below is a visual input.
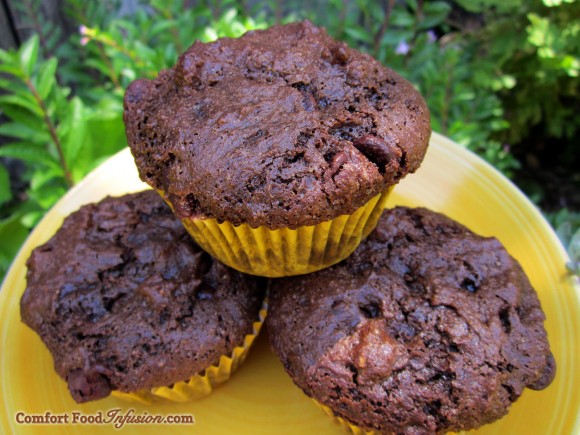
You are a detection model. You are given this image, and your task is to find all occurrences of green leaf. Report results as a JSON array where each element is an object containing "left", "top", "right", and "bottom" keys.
[
  {"left": 0, "top": 77, "right": 15, "bottom": 90},
  {"left": 222, "top": 8, "right": 238, "bottom": 24},
  {"left": 28, "top": 172, "right": 67, "bottom": 210},
  {"left": 381, "top": 30, "right": 415, "bottom": 45},
  {"left": 133, "top": 41, "right": 156, "bottom": 62},
  {"left": 542, "top": 0, "right": 572, "bottom": 7},
  {"left": 0, "top": 94, "right": 43, "bottom": 117},
  {"left": 0, "top": 142, "right": 59, "bottom": 167},
  {"left": 0, "top": 48, "right": 16, "bottom": 63},
  {"left": 150, "top": 20, "right": 176, "bottom": 37},
  {"left": 454, "top": 0, "right": 520, "bottom": 13},
  {"left": 80, "top": 100, "right": 126, "bottom": 171},
  {"left": 527, "top": 13, "right": 548, "bottom": 47},
  {"left": 0, "top": 122, "right": 49, "bottom": 142},
  {"left": 568, "top": 228, "right": 580, "bottom": 262},
  {"left": 86, "top": 95, "right": 123, "bottom": 121},
  {"left": 60, "top": 96, "right": 86, "bottom": 166},
  {"left": 561, "top": 55, "right": 580, "bottom": 77},
  {"left": 0, "top": 63, "right": 24, "bottom": 77},
  {"left": 0, "top": 105, "right": 45, "bottom": 131},
  {"left": 406, "top": 0, "right": 418, "bottom": 10},
  {"left": 84, "top": 116, "right": 126, "bottom": 159},
  {"left": 344, "top": 27, "right": 373, "bottom": 44},
  {"left": 19, "top": 35, "right": 39, "bottom": 78},
  {"left": 29, "top": 165, "right": 63, "bottom": 191},
  {"left": 0, "top": 164, "right": 11, "bottom": 205},
  {"left": 21, "top": 211, "right": 44, "bottom": 228},
  {"left": 391, "top": 10, "right": 415, "bottom": 27},
  {"left": 36, "top": 57, "right": 58, "bottom": 100},
  {"left": 418, "top": 2, "right": 451, "bottom": 29},
  {"left": 120, "top": 67, "right": 137, "bottom": 82},
  {"left": 202, "top": 27, "right": 218, "bottom": 42},
  {"left": 85, "top": 58, "right": 114, "bottom": 78},
  {"left": 0, "top": 214, "right": 29, "bottom": 280}
]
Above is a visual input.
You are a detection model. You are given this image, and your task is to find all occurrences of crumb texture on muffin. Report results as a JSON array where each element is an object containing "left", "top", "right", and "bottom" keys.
[
  {"left": 21, "top": 190, "right": 264, "bottom": 403},
  {"left": 268, "top": 207, "right": 555, "bottom": 434},
  {"left": 124, "top": 21, "right": 431, "bottom": 229}
]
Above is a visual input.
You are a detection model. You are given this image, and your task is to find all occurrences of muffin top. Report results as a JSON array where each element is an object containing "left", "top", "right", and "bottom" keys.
[
  {"left": 268, "top": 207, "right": 555, "bottom": 434},
  {"left": 124, "top": 21, "right": 431, "bottom": 229},
  {"left": 21, "top": 190, "right": 265, "bottom": 403}
]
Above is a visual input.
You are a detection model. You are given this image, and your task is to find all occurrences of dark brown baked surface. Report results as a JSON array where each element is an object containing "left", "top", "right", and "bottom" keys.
[
  {"left": 21, "top": 190, "right": 265, "bottom": 403},
  {"left": 268, "top": 207, "right": 555, "bottom": 434},
  {"left": 124, "top": 21, "right": 431, "bottom": 229}
]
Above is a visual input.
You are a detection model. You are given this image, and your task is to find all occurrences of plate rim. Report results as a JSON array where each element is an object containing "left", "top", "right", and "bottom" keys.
[{"left": 1, "top": 132, "right": 579, "bottom": 434}]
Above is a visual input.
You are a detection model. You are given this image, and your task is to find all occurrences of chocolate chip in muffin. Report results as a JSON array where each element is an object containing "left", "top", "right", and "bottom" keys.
[
  {"left": 268, "top": 207, "right": 555, "bottom": 434},
  {"left": 124, "top": 21, "right": 431, "bottom": 229},
  {"left": 21, "top": 190, "right": 265, "bottom": 403}
]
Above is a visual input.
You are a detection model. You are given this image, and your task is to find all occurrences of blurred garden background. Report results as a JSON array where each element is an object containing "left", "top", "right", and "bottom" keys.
[{"left": 0, "top": 0, "right": 578, "bottom": 281}]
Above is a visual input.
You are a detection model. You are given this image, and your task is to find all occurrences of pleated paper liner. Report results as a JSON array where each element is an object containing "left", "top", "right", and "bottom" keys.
[
  {"left": 111, "top": 301, "right": 267, "bottom": 404},
  {"left": 314, "top": 400, "right": 376, "bottom": 435},
  {"left": 314, "top": 398, "right": 462, "bottom": 435},
  {"left": 175, "top": 188, "right": 391, "bottom": 277}
]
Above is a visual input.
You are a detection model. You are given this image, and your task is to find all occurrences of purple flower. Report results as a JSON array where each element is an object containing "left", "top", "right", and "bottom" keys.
[
  {"left": 427, "top": 30, "right": 437, "bottom": 43},
  {"left": 395, "top": 40, "right": 410, "bottom": 55}
]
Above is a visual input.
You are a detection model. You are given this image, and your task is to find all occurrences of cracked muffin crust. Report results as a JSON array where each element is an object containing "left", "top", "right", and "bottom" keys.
[
  {"left": 267, "top": 207, "right": 556, "bottom": 434},
  {"left": 124, "top": 21, "right": 431, "bottom": 229},
  {"left": 21, "top": 190, "right": 265, "bottom": 403}
]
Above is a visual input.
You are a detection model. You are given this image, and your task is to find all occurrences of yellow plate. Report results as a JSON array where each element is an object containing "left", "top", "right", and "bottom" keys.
[{"left": 1, "top": 132, "right": 579, "bottom": 434}]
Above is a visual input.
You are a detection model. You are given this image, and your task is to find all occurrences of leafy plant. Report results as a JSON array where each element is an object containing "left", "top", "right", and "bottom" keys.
[
  {"left": 547, "top": 209, "right": 580, "bottom": 277},
  {"left": 302, "top": 0, "right": 519, "bottom": 176},
  {"left": 454, "top": 0, "right": 580, "bottom": 194},
  {"left": 0, "top": 36, "right": 127, "bottom": 278},
  {"left": 63, "top": 0, "right": 267, "bottom": 102}
]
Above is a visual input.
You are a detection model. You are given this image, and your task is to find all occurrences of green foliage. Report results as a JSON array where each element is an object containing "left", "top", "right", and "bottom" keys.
[
  {"left": 454, "top": 0, "right": 522, "bottom": 13},
  {"left": 547, "top": 209, "right": 580, "bottom": 277},
  {"left": 62, "top": 0, "right": 267, "bottom": 101},
  {"left": 0, "top": 214, "right": 29, "bottom": 279},
  {"left": 9, "top": 0, "right": 67, "bottom": 60},
  {"left": 302, "top": 0, "right": 519, "bottom": 176},
  {"left": 459, "top": 0, "right": 580, "bottom": 146},
  {"left": 0, "top": 35, "right": 127, "bottom": 190},
  {"left": 0, "top": 35, "right": 127, "bottom": 279}
]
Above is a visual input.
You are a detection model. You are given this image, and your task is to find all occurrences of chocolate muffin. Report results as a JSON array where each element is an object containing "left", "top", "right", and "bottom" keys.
[
  {"left": 124, "top": 20, "right": 430, "bottom": 229},
  {"left": 268, "top": 207, "right": 556, "bottom": 434},
  {"left": 21, "top": 190, "right": 265, "bottom": 403},
  {"left": 123, "top": 20, "right": 431, "bottom": 277}
]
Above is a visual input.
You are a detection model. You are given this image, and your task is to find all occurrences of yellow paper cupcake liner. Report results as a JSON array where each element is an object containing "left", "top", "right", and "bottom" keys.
[
  {"left": 314, "top": 399, "right": 376, "bottom": 435},
  {"left": 111, "top": 301, "right": 267, "bottom": 404},
  {"left": 175, "top": 188, "right": 391, "bottom": 277}
]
